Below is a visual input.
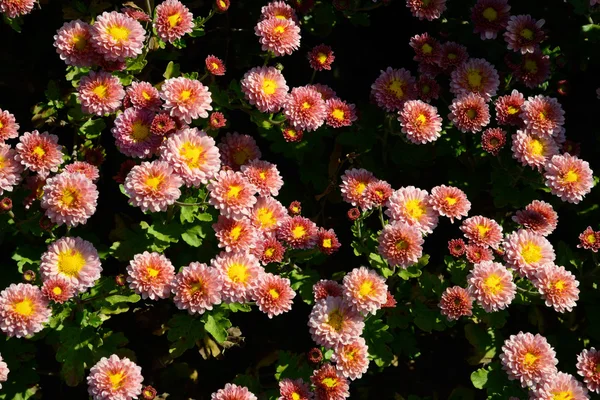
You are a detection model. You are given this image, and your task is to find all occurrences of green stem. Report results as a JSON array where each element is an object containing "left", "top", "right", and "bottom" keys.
[
  {"left": 309, "top": 69, "right": 317, "bottom": 84},
  {"left": 175, "top": 200, "right": 207, "bottom": 207},
  {"left": 378, "top": 206, "right": 385, "bottom": 228}
]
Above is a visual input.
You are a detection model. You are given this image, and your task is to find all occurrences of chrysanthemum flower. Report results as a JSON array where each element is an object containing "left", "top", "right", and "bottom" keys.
[
  {"left": 241, "top": 66, "right": 289, "bottom": 113},
  {"left": 121, "top": 7, "right": 151, "bottom": 22},
  {"left": 308, "top": 44, "right": 335, "bottom": 71},
  {"left": 41, "top": 172, "right": 98, "bottom": 227},
  {"left": 126, "top": 252, "right": 175, "bottom": 300},
  {"left": 511, "top": 130, "right": 559, "bottom": 171},
  {"left": 251, "top": 273, "right": 295, "bottom": 318},
  {"left": 0, "top": 109, "right": 19, "bottom": 142},
  {"left": 439, "top": 286, "right": 473, "bottom": 321},
  {"left": 364, "top": 180, "right": 393, "bottom": 208},
  {"left": 211, "top": 383, "right": 257, "bottom": 400},
  {"left": 113, "top": 160, "right": 137, "bottom": 185},
  {"left": 471, "top": 0, "right": 511, "bottom": 40},
  {"left": 41, "top": 275, "right": 76, "bottom": 304},
  {"left": 78, "top": 71, "right": 125, "bottom": 116},
  {"left": 87, "top": 355, "right": 143, "bottom": 400},
  {"left": 208, "top": 170, "right": 258, "bottom": 219},
  {"left": 398, "top": 100, "right": 442, "bottom": 144},
  {"left": 339, "top": 168, "right": 376, "bottom": 209},
  {"left": 513, "top": 51, "right": 551, "bottom": 89},
  {"left": 317, "top": 228, "right": 341, "bottom": 255},
  {"left": 371, "top": 67, "right": 417, "bottom": 112},
  {"left": 252, "top": 235, "right": 285, "bottom": 265},
  {"left": 241, "top": 159, "right": 284, "bottom": 196},
  {"left": 386, "top": 186, "right": 438, "bottom": 233},
  {"left": 467, "top": 261, "right": 516, "bottom": 312},
  {"left": 311, "top": 363, "right": 350, "bottom": 400},
  {"left": 54, "top": 20, "right": 96, "bottom": 67},
  {"left": 503, "top": 230, "right": 556, "bottom": 278},
  {"left": 159, "top": 127, "right": 220, "bottom": 187},
  {"left": 531, "top": 372, "right": 589, "bottom": 400},
  {"left": 377, "top": 221, "right": 424, "bottom": 268},
  {"left": 172, "top": 262, "right": 222, "bottom": 314},
  {"left": 277, "top": 216, "right": 318, "bottom": 249},
  {"left": 495, "top": 90, "right": 525, "bottom": 127},
  {"left": 289, "top": 201, "right": 301, "bottom": 215},
  {"left": 124, "top": 160, "right": 183, "bottom": 212},
  {"left": 481, "top": 128, "right": 507, "bottom": 156},
  {"left": 313, "top": 280, "right": 344, "bottom": 302},
  {"left": 448, "top": 93, "right": 490, "bottom": 133},
  {"left": 544, "top": 154, "right": 594, "bottom": 204},
  {"left": 15, "top": 130, "right": 63, "bottom": 177},
  {"left": 0, "top": 354, "right": 8, "bottom": 389},
  {"left": 577, "top": 348, "right": 600, "bottom": 393},
  {"left": 521, "top": 95, "right": 564, "bottom": 137},
  {"left": 141, "top": 386, "right": 157, "bottom": 400},
  {"left": 308, "top": 296, "right": 364, "bottom": 349},
  {"left": 410, "top": 33, "right": 441, "bottom": 65},
  {"left": 406, "top": 0, "right": 447, "bottom": 21},
  {"left": 250, "top": 196, "right": 288, "bottom": 233},
  {"left": 450, "top": 58, "right": 500, "bottom": 101},
  {"left": 205, "top": 55, "right": 226, "bottom": 76},
  {"left": 161, "top": 77, "right": 212, "bottom": 124},
  {"left": 0, "top": 283, "right": 51, "bottom": 338},
  {"left": 532, "top": 264, "right": 579, "bottom": 313},
  {"left": 504, "top": 15, "right": 545, "bottom": 54},
  {"left": 309, "top": 83, "right": 337, "bottom": 101},
  {"left": 325, "top": 98, "right": 357, "bottom": 128},
  {"left": 126, "top": 81, "right": 162, "bottom": 111},
  {"left": 218, "top": 132, "right": 262, "bottom": 171},
  {"left": 154, "top": 0, "right": 194, "bottom": 43},
  {"left": 64, "top": 161, "right": 100, "bottom": 182},
  {"left": 332, "top": 337, "right": 369, "bottom": 380},
  {"left": 112, "top": 108, "right": 161, "bottom": 159},
  {"left": 212, "top": 252, "right": 263, "bottom": 303},
  {"left": 448, "top": 238, "right": 467, "bottom": 257},
  {"left": 342, "top": 267, "right": 387, "bottom": 315},
  {"left": 500, "top": 332, "right": 558, "bottom": 388},
  {"left": 429, "top": 185, "right": 471, "bottom": 223},
  {"left": 465, "top": 244, "right": 494, "bottom": 264},
  {"left": 150, "top": 112, "right": 177, "bottom": 136},
  {"left": 0, "top": 0, "right": 35, "bottom": 18},
  {"left": 0, "top": 144, "right": 24, "bottom": 196},
  {"left": 213, "top": 215, "right": 259, "bottom": 252},
  {"left": 255, "top": 16, "right": 301, "bottom": 56},
  {"left": 215, "top": 0, "right": 230, "bottom": 13},
  {"left": 438, "top": 41, "right": 469, "bottom": 71},
  {"left": 416, "top": 75, "right": 440, "bottom": 102},
  {"left": 278, "top": 378, "right": 313, "bottom": 400},
  {"left": 91, "top": 11, "right": 145, "bottom": 62},
  {"left": 578, "top": 227, "right": 600, "bottom": 253},
  {"left": 283, "top": 86, "right": 327, "bottom": 132},
  {"left": 512, "top": 200, "right": 558, "bottom": 237}
]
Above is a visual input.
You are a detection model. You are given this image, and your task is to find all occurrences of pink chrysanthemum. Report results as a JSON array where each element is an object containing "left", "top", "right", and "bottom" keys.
[
  {"left": 308, "top": 296, "right": 364, "bottom": 349},
  {"left": 53, "top": 20, "right": 96, "bottom": 67},
  {"left": 410, "top": 33, "right": 441, "bottom": 65},
  {"left": 209, "top": 112, "right": 227, "bottom": 130},
  {"left": 429, "top": 185, "right": 471, "bottom": 223},
  {"left": 481, "top": 128, "right": 507, "bottom": 156},
  {"left": 251, "top": 273, "right": 295, "bottom": 318},
  {"left": 241, "top": 159, "right": 284, "bottom": 197},
  {"left": 471, "top": 0, "right": 511, "bottom": 40},
  {"left": 121, "top": 7, "right": 151, "bottom": 22},
  {"left": 332, "top": 337, "right": 370, "bottom": 380},
  {"left": 317, "top": 228, "right": 341, "bottom": 255},
  {"left": 0, "top": 0, "right": 35, "bottom": 18},
  {"left": 40, "top": 236, "right": 102, "bottom": 293},
  {"left": 308, "top": 83, "right": 337, "bottom": 101},
  {"left": 544, "top": 154, "right": 594, "bottom": 204},
  {"left": 448, "top": 238, "right": 467, "bottom": 257},
  {"left": 339, "top": 168, "right": 376, "bottom": 209},
  {"left": 150, "top": 112, "right": 178, "bottom": 136},
  {"left": 324, "top": 98, "right": 357, "bottom": 128},
  {"left": 126, "top": 81, "right": 162, "bottom": 111},
  {"left": 504, "top": 15, "right": 545, "bottom": 54},
  {"left": 495, "top": 90, "right": 525, "bottom": 127},
  {"left": 213, "top": 215, "right": 259, "bottom": 252},
  {"left": 511, "top": 130, "right": 559, "bottom": 171},
  {"left": 126, "top": 252, "right": 175, "bottom": 300},
  {"left": 0, "top": 283, "right": 51, "bottom": 338},
  {"left": 78, "top": 71, "right": 125, "bottom": 116},
  {"left": 578, "top": 227, "right": 600, "bottom": 253},
  {"left": 503, "top": 230, "right": 556, "bottom": 278},
  {"left": 532, "top": 263, "right": 579, "bottom": 313},
  {"left": 377, "top": 221, "right": 424, "bottom": 269},
  {"left": 261, "top": 1, "right": 298, "bottom": 23},
  {"left": 172, "top": 262, "right": 222, "bottom": 314},
  {"left": 406, "top": 0, "right": 447, "bottom": 21},
  {"left": 41, "top": 275, "right": 76, "bottom": 304},
  {"left": 252, "top": 235, "right": 285, "bottom": 265},
  {"left": 0, "top": 144, "right": 24, "bottom": 196},
  {"left": 112, "top": 108, "right": 161, "bottom": 159},
  {"left": 255, "top": 17, "right": 301, "bottom": 56},
  {"left": 371, "top": 67, "right": 417, "bottom": 112},
  {"left": 364, "top": 180, "right": 393, "bottom": 208},
  {"left": 87, "top": 355, "right": 143, "bottom": 400},
  {"left": 577, "top": 348, "right": 600, "bottom": 393},
  {"left": 512, "top": 200, "right": 558, "bottom": 237},
  {"left": 283, "top": 86, "right": 327, "bottom": 132},
  {"left": 41, "top": 172, "right": 98, "bottom": 227},
  {"left": 461, "top": 216, "right": 503, "bottom": 248},
  {"left": 521, "top": 95, "right": 564, "bottom": 137},
  {"left": 241, "top": 66, "right": 288, "bottom": 113},
  {"left": 161, "top": 77, "right": 212, "bottom": 124},
  {"left": 208, "top": 170, "right": 258, "bottom": 219},
  {"left": 278, "top": 378, "right": 313, "bottom": 400},
  {"left": 308, "top": 44, "right": 335, "bottom": 71},
  {"left": 0, "top": 109, "right": 19, "bottom": 142},
  {"left": 64, "top": 161, "right": 100, "bottom": 182},
  {"left": 211, "top": 383, "right": 257, "bottom": 400},
  {"left": 218, "top": 132, "right": 262, "bottom": 171},
  {"left": 386, "top": 186, "right": 438, "bottom": 234},
  {"left": 439, "top": 286, "right": 473, "bottom": 321},
  {"left": 311, "top": 363, "right": 350, "bottom": 400},
  {"left": 513, "top": 51, "right": 551, "bottom": 89},
  {"left": 450, "top": 58, "right": 500, "bottom": 101},
  {"left": 531, "top": 372, "right": 589, "bottom": 400},
  {"left": 212, "top": 252, "right": 264, "bottom": 303},
  {"left": 282, "top": 126, "right": 304, "bottom": 142},
  {"left": 465, "top": 244, "right": 494, "bottom": 264},
  {"left": 277, "top": 216, "right": 318, "bottom": 249},
  {"left": 416, "top": 74, "right": 441, "bottom": 102},
  {"left": 15, "top": 130, "right": 63, "bottom": 177},
  {"left": 91, "top": 11, "right": 146, "bottom": 62},
  {"left": 215, "top": 0, "right": 230, "bottom": 13},
  {"left": 342, "top": 267, "right": 387, "bottom": 315},
  {"left": 313, "top": 280, "right": 343, "bottom": 302},
  {"left": 398, "top": 100, "right": 443, "bottom": 144},
  {"left": 154, "top": 0, "right": 194, "bottom": 43},
  {"left": 500, "top": 332, "right": 558, "bottom": 388},
  {"left": 448, "top": 93, "right": 490, "bottom": 133},
  {"left": 438, "top": 41, "right": 469, "bottom": 71},
  {"left": 0, "top": 354, "right": 8, "bottom": 389},
  {"left": 124, "top": 160, "right": 183, "bottom": 212},
  {"left": 206, "top": 55, "right": 226, "bottom": 76},
  {"left": 467, "top": 261, "right": 516, "bottom": 312},
  {"left": 250, "top": 196, "right": 288, "bottom": 233}
]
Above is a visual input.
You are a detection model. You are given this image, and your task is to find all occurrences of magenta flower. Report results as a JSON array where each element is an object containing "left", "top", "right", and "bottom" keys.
[
  {"left": 448, "top": 93, "right": 490, "bottom": 133},
  {"left": 450, "top": 58, "right": 500, "bottom": 101},
  {"left": 371, "top": 67, "right": 417, "bottom": 112},
  {"left": 112, "top": 108, "right": 161, "bottom": 159}
]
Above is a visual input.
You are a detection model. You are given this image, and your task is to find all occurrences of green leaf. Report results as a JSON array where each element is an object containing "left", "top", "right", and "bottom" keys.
[
  {"left": 104, "top": 293, "right": 141, "bottom": 305},
  {"left": 11, "top": 245, "right": 42, "bottom": 273},
  {"left": 471, "top": 367, "right": 489, "bottom": 390},
  {"left": 140, "top": 221, "right": 180, "bottom": 243},
  {"left": 2, "top": 15, "right": 22, "bottom": 33},
  {"left": 189, "top": 27, "right": 205, "bottom": 38},
  {"left": 167, "top": 314, "right": 205, "bottom": 358},
  {"left": 79, "top": 118, "right": 106, "bottom": 139},
  {"left": 203, "top": 313, "right": 231, "bottom": 344},
  {"left": 181, "top": 225, "right": 205, "bottom": 247},
  {"left": 179, "top": 204, "right": 198, "bottom": 224},
  {"left": 197, "top": 212, "right": 213, "bottom": 222},
  {"left": 126, "top": 55, "right": 148, "bottom": 73},
  {"left": 464, "top": 323, "right": 497, "bottom": 365}
]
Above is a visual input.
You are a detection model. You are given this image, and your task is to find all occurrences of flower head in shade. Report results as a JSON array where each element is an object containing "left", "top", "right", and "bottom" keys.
[
  {"left": 213, "top": 252, "right": 264, "bottom": 303},
  {"left": 416, "top": 74, "right": 441, "bottom": 102},
  {"left": 439, "top": 286, "right": 473, "bottom": 321},
  {"left": 208, "top": 170, "right": 258, "bottom": 219},
  {"left": 78, "top": 71, "right": 125, "bottom": 116},
  {"left": 154, "top": 0, "right": 194, "bottom": 43},
  {"left": 448, "top": 238, "right": 466, "bottom": 257},
  {"left": 308, "top": 44, "right": 335, "bottom": 71},
  {"left": 317, "top": 228, "right": 341, "bottom": 255},
  {"left": 209, "top": 112, "right": 227, "bottom": 130},
  {"left": 213, "top": 215, "right": 259, "bottom": 252},
  {"left": 311, "top": 363, "right": 350, "bottom": 400},
  {"left": 250, "top": 196, "right": 288, "bottom": 233},
  {"left": 113, "top": 160, "right": 137, "bottom": 185},
  {"left": 500, "top": 332, "right": 558, "bottom": 388},
  {"left": 513, "top": 200, "right": 558, "bottom": 237},
  {"left": 504, "top": 15, "right": 545, "bottom": 54},
  {"left": 41, "top": 275, "right": 76, "bottom": 304},
  {"left": 126, "top": 252, "right": 175, "bottom": 300},
  {"left": 577, "top": 348, "right": 600, "bottom": 393},
  {"left": 578, "top": 227, "right": 600, "bottom": 253},
  {"left": 218, "top": 132, "right": 262, "bottom": 171},
  {"left": 371, "top": 67, "right": 417, "bottom": 112},
  {"left": 251, "top": 273, "right": 295, "bottom": 318},
  {"left": 283, "top": 86, "right": 327, "bottom": 132},
  {"left": 342, "top": 267, "right": 387, "bottom": 315},
  {"left": 471, "top": 0, "right": 511, "bottom": 40},
  {"left": 126, "top": 81, "right": 162, "bottom": 111},
  {"left": 511, "top": 130, "right": 559, "bottom": 171},
  {"left": 0, "top": 0, "right": 35, "bottom": 18},
  {"left": 91, "top": 11, "right": 146, "bottom": 61},
  {"left": 430, "top": 185, "right": 471, "bottom": 223},
  {"left": 121, "top": 7, "right": 151, "bottom": 22},
  {"left": 0, "top": 283, "right": 51, "bottom": 338},
  {"left": 364, "top": 180, "right": 393, "bottom": 208},
  {"left": 0, "top": 109, "right": 19, "bottom": 142},
  {"left": 347, "top": 207, "right": 362, "bottom": 221},
  {"left": 398, "top": 100, "right": 443, "bottom": 144},
  {"left": 206, "top": 55, "right": 226, "bottom": 76},
  {"left": 481, "top": 128, "right": 507, "bottom": 156},
  {"left": 325, "top": 98, "right": 357, "bottom": 128},
  {"left": 339, "top": 168, "right": 376, "bottom": 209},
  {"left": 252, "top": 235, "right": 285, "bottom": 265},
  {"left": 532, "top": 264, "right": 579, "bottom": 313},
  {"left": 465, "top": 244, "right": 494, "bottom": 264},
  {"left": 241, "top": 66, "right": 289, "bottom": 113},
  {"left": 309, "top": 296, "right": 364, "bottom": 350},
  {"left": 410, "top": 33, "right": 441, "bottom": 65},
  {"left": 377, "top": 222, "right": 424, "bottom": 269},
  {"left": 0, "top": 354, "right": 8, "bottom": 389},
  {"left": 16, "top": 131, "right": 63, "bottom": 177},
  {"left": 64, "top": 161, "right": 100, "bottom": 182},
  {"left": 255, "top": 17, "right": 301, "bottom": 56},
  {"left": 544, "top": 154, "right": 593, "bottom": 204},
  {"left": 277, "top": 216, "right": 318, "bottom": 249},
  {"left": 0, "top": 144, "right": 24, "bottom": 196},
  {"left": 450, "top": 58, "right": 500, "bottom": 101},
  {"left": 448, "top": 93, "right": 490, "bottom": 133},
  {"left": 503, "top": 230, "right": 555, "bottom": 278},
  {"left": 112, "top": 108, "right": 161, "bottom": 159},
  {"left": 211, "top": 384, "right": 257, "bottom": 400},
  {"left": 467, "top": 261, "right": 516, "bottom": 312},
  {"left": 313, "top": 280, "right": 343, "bottom": 302},
  {"left": 513, "top": 51, "right": 551, "bottom": 89},
  {"left": 406, "top": 0, "right": 447, "bottom": 21},
  {"left": 438, "top": 41, "right": 469, "bottom": 71},
  {"left": 54, "top": 20, "right": 96, "bottom": 67},
  {"left": 386, "top": 186, "right": 438, "bottom": 234},
  {"left": 289, "top": 201, "right": 301, "bottom": 215},
  {"left": 141, "top": 386, "right": 157, "bottom": 400},
  {"left": 215, "top": 0, "right": 230, "bottom": 12},
  {"left": 332, "top": 337, "right": 370, "bottom": 380},
  {"left": 87, "top": 355, "right": 143, "bottom": 400},
  {"left": 309, "top": 84, "right": 337, "bottom": 101},
  {"left": 160, "top": 77, "right": 212, "bottom": 124},
  {"left": 521, "top": 95, "right": 564, "bottom": 137},
  {"left": 124, "top": 160, "right": 183, "bottom": 212},
  {"left": 241, "top": 159, "right": 284, "bottom": 196},
  {"left": 278, "top": 378, "right": 313, "bottom": 400},
  {"left": 495, "top": 90, "right": 525, "bottom": 127},
  {"left": 172, "top": 262, "right": 222, "bottom": 314},
  {"left": 159, "top": 128, "right": 220, "bottom": 186},
  {"left": 531, "top": 372, "right": 589, "bottom": 400},
  {"left": 41, "top": 172, "right": 98, "bottom": 227}
]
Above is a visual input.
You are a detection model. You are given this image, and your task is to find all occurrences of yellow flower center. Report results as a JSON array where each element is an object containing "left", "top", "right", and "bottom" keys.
[
  {"left": 321, "top": 377, "right": 338, "bottom": 388},
  {"left": 388, "top": 79, "right": 405, "bottom": 99},
  {"left": 256, "top": 208, "right": 276, "bottom": 229},
  {"left": 445, "top": 196, "right": 457, "bottom": 206},
  {"left": 141, "top": 90, "right": 151, "bottom": 100},
  {"left": 322, "top": 238, "right": 332, "bottom": 248},
  {"left": 421, "top": 43, "right": 433, "bottom": 54},
  {"left": 354, "top": 182, "right": 367, "bottom": 195},
  {"left": 396, "top": 240, "right": 409, "bottom": 250},
  {"left": 265, "top": 247, "right": 275, "bottom": 257},
  {"left": 554, "top": 279, "right": 565, "bottom": 291},
  {"left": 405, "top": 199, "right": 425, "bottom": 220},
  {"left": 58, "top": 249, "right": 86, "bottom": 277},
  {"left": 179, "top": 90, "right": 192, "bottom": 101},
  {"left": 562, "top": 170, "right": 579, "bottom": 183},
  {"left": 332, "top": 109, "right": 345, "bottom": 121},
  {"left": 467, "top": 70, "right": 483, "bottom": 88},
  {"left": 262, "top": 78, "right": 277, "bottom": 95},
  {"left": 467, "top": 109, "right": 477, "bottom": 119},
  {"left": 13, "top": 298, "right": 34, "bottom": 316},
  {"left": 108, "top": 26, "right": 130, "bottom": 42},
  {"left": 274, "top": 25, "right": 286, "bottom": 34},
  {"left": 275, "top": 14, "right": 287, "bottom": 20},
  {"left": 415, "top": 114, "right": 427, "bottom": 125},
  {"left": 32, "top": 146, "right": 46, "bottom": 158},
  {"left": 521, "top": 242, "right": 542, "bottom": 264},
  {"left": 60, "top": 187, "right": 80, "bottom": 208},
  {"left": 552, "top": 391, "right": 574, "bottom": 400},
  {"left": 219, "top": 0, "right": 227, "bottom": 7},
  {"left": 524, "top": 59, "right": 538, "bottom": 73},
  {"left": 145, "top": 175, "right": 163, "bottom": 190},
  {"left": 345, "top": 348, "right": 357, "bottom": 361},
  {"left": 317, "top": 52, "right": 328, "bottom": 64},
  {"left": 211, "top": 62, "right": 219, "bottom": 70},
  {"left": 327, "top": 309, "right": 343, "bottom": 331},
  {"left": 131, "top": 121, "right": 150, "bottom": 141},
  {"left": 229, "top": 226, "right": 242, "bottom": 241},
  {"left": 520, "top": 28, "right": 534, "bottom": 40},
  {"left": 302, "top": 102, "right": 311, "bottom": 110},
  {"left": 523, "top": 352, "right": 538, "bottom": 367},
  {"left": 359, "top": 280, "right": 373, "bottom": 297},
  {"left": 147, "top": 266, "right": 160, "bottom": 278},
  {"left": 292, "top": 225, "right": 306, "bottom": 239},
  {"left": 189, "top": 280, "right": 204, "bottom": 294},
  {"left": 0, "top": 120, "right": 3, "bottom": 129},
  {"left": 291, "top": 393, "right": 301, "bottom": 400},
  {"left": 507, "top": 106, "right": 519, "bottom": 115},
  {"left": 269, "top": 288, "right": 280, "bottom": 299},
  {"left": 92, "top": 84, "right": 108, "bottom": 99},
  {"left": 227, "top": 185, "right": 242, "bottom": 199},
  {"left": 52, "top": 286, "right": 63, "bottom": 296},
  {"left": 483, "top": 7, "right": 498, "bottom": 21},
  {"left": 447, "top": 53, "right": 457, "bottom": 60},
  {"left": 529, "top": 139, "right": 544, "bottom": 156},
  {"left": 108, "top": 372, "right": 125, "bottom": 389},
  {"left": 167, "top": 12, "right": 181, "bottom": 28},
  {"left": 179, "top": 141, "right": 205, "bottom": 169},
  {"left": 483, "top": 273, "right": 503, "bottom": 295},
  {"left": 258, "top": 171, "right": 267, "bottom": 180},
  {"left": 587, "top": 234, "right": 596, "bottom": 244},
  {"left": 232, "top": 149, "right": 252, "bottom": 166},
  {"left": 227, "top": 263, "right": 249, "bottom": 284},
  {"left": 71, "top": 33, "right": 88, "bottom": 50}
]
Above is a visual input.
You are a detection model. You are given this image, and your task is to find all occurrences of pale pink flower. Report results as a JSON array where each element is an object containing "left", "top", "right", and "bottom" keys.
[
  {"left": 213, "top": 215, "right": 259, "bottom": 252},
  {"left": 172, "top": 262, "right": 222, "bottom": 314},
  {"left": 577, "top": 348, "right": 600, "bottom": 393},
  {"left": 530, "top": 372, "right": 589, "bottom": 400},
  {"left": 283, "top": 86, "right": 327, "bottom": 132},
  {"left": 208, "top": 170, "right": 258, "bottom": 219},
  {"left": 339, "top": 168, "right": 376, "bottom": 209},
  {"left": 78, "top": 71, "right": 125, "bottom": 116},
  {"left": 218, "top": 132, "right": 262, "bottom": 171},
  {"left": 0, "top": 109, "right": 19, "bottom": 142},
  {"left": 124, "top": 160, "right": 183, "bottom": 212},
  {"left": 251, "top": 273, "right": 296, "bottom": 318},
  {"left": 250, "top": 196, "right": 288, "bottom": 233},
  {"left": 211, "top": 383, "right": 257, "bottom": 400},
  {"left": 467, "top": 261, "right": 516, "bottom": 312},
  {"left": 91, "top": 11, "right": 146, "bottom": 61},
  {"left": 241, "top": 159, "right": 284, "bottom": 196},
  {"left": 448, "top": 93, "right": 490, "bottom": 133},
  {"left": 521, "top": 95, "right": 564, "bottom": 137},
  {"left": 308, "top": 83, "right": 337, "bottom": 101},
  {"left": 154, "top": 0, "right": 194, "bottom": 43},
  {"left": 532, "top": 264, "right": 579, "bottom": 313},
  {"left": 386, "top": 186, "right": 439, "bottom": 234},
  {"left": 471, "top": 0, "right": 511, "bottom": 40},
  {"left": 377, "top": 221, "right": 424, "bottom": 269},
  {"left": 544, "top": 154, "right": 594, "bottom": 204},
  {"left": 450, "top": 58, "right": 500, "bottom": 101},
  {"left": 511, "top": 130, "right": 559, "bottom": 171},
  {"left": 255, "top": 17, "right": 301, "bottom": 56},
  {"left": 212, "top": 252, "right": 264, "bottom": 303},
  {"left": 308, "top": 296, "right": 364, "bottom": 349},
  {"left": 504, "top": 15, "right": 545, "bottom": 54},
  {"left": 0, "top": 283, "right": 51, "bottom": 338},
  {"left": 512, "top": 200, "right": 558, "bottom": 237},
  {"left": 15, "top": 130, "right": 63, "bottom": 177},
  {"left": 53, "top": 20, "right": 96, "bottom": 67},
  {"left": 160, "top": 77, "right": 212, "bottom": 124},
  {"left": 41, "top": 172, "right": 98, "bottom": 227},
  {"left": 0, "top": 144, "right": 24, "bottom": 196},
  {"left": 503, "top": 230, "right": 556, "bottom": 278},
  {"left": 0, "top": 0, "right": 35, "bottom": 18},
  {"left": 500, "top": 332, "right": 558, "bottom": 388},
  {"left": 342, "top": 267, "right": 387, "bottom": 315},
  {"left": 398, "top": 100, "right": 443, "bottom": 144},
  {"left": 112, "top": 107, "right": 161, "bottom": 159},
  {"left": 126, "top": 81, "right": 162, "bottom": 111},
  {"left": 126, "top": 252, "right": 175, "bottom": 300},
  {"left": 438, "top": 286, "right": 473, "bottom": 320},
  {"left": 371, "top": 67, "right": 417, "bottom": 112},
  {"left": 87, "top": 355, "right": 143, "bottom": 400},
  {"left": 332, "top": 337, "right": 370, "bottom": 380},
  {"left": 261, "top": 1, "right": 298, "bottom": 23},
  {"left": 241, "top": 66, "right": 289, "bottom": 113},
  {"left": 429, "top": 185, "right": 471, "bottom": 223}
]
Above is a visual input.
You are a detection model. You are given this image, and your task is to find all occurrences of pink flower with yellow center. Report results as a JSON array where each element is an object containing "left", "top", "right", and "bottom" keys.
[
  {"left": 461, "top": 216, "right": 503, "bottom": 248},
  {"left": 448, "top": 93, "right": 490, "bottom": 133},
  {"left": 260, "top": 1, "right": 299, "bottom": 23},
  {"left": 124, "top": 160, "right": 183, "bottom": 212},
  {"left": 255, "top": 16, "right": 301, "bottom": 56},
  {"left": 213, "top": 215, "right": 260, "bottom": 252},
  {"left": 0, "top": 144, "right": 24, "bottom": 196},
  {"left": 311, "top": 363, "right": 350, "bottom": 400},
  {"left": 332, "top": 337, "right": 370, "bottom": 380},
  {"left": 410, "top": 33, "right": 441, "bottom": 65},
  {"left": 364, "top": 180, "right": 393, "bottom": 208},
  {"left": 577, "top": 348, "right": 600, "bottom": 393},
  {"left": 211, "top": 383, "right": 257, "bottom": 400},
  {"left": 377, "top": 221, "right": 424, "bottom": 269},
  {"left": 438, "top": 41, "right": 469, "bottom": 71},
  {"left": 212, "top": 252, "right": 264, "bottom": 303},
  {"left": 386, "top": 186, "right": 439, "bottom": 234},
  {"left": 504, "top": 15, "right": 546, "bottom": 54},
  {"left": 467, "top": 261, "right": 516, "bottom": 312},
  {"left": 317, "top": 228, "right": 341, "bottom": 255},
  {"left": 251, "top": 273, "right": 296, "bottom": 318},
  {"left": 429, "top": 185, "right": 471, "bottom": 223},
  {"left": 241, "top": 66, "right": 289, "bottom": 113},
  {"left": 313, "top": 280, "right": 343, "bottom": 302},
  {"left": 578, "top": 227, "right": 600, "bottom": 253},
  {"left": 0, "top": 0, "right": 35, "bottom": 18},
  {"left": 150, "top": 112, "right": 178, "bottom": 136},
  {"left": 450, "top": 58, "right": 500, "bottom": 101},
  {"left": 500, "top": 332, "right": 558, "bottom": 388},
  {"left": 53, "top": 20, "right": 96, "bottom": 67},
  {"left": 325, "top": 98, "right": 357, "bottom": 128},
  {"left": 532, "top": 264, "right": 579, "bottom": 313},
  {"left": 41, "top": 172, "right": 98, "bottom": 227},
  {"left": 339, "top": 168, "right": 376, "bottom": 209},
  {"left": 278, "top": 378, "right": 313, "bottom": 400},
  {"left": 0, "top": 108, "right": 19, "bottom": 142},
  {"left": 512, "top": 200, "right": 558, "bottom": 237},
  {"left": 0, "top": 283, "right": 51, "bottom": 338},
  {"left": 91, "top": 11, "right": 146, "bottom": 62},
  {"left": 277, "top": 216, "right": 318, "bottom": 249},
  {"left": 503, "top": 229, "right": 556, "bottom": 278},
  {"left": 465, "top": 243, "right": 494, "bottom": 264},
  {"left": 87, "top": 355, "right": 143, "bottom": 400},
  {"left": 252, "top": 235, "right": 285, "bottom": 265},
  {"left": 250, "top": 196, "right": 288, "bottom": 233},
  {"left": 521, "top": 95, "right": 564, "bottom": 137},
  {"left": 218, "top": 132, "right": 262, "bottom": 171},
  {"left": 439, "top": 286, "right": 473, "bottom": 321},
  {"left": 41, "top": 275, "right": 76, "bottom": 304},
  {"left": 161, "top": 77, "right": 212, "bottom": 124},
  {"left": 513, "top": 50, "right": 551, "bottom": 89},
  {"left": 78, "top": 71, "right": 125, "bottom": 116},
  {"left": 283, "top": 86, "right": 327, "bottom": 132},
  {"left": 471, "top": 0, "right": 511, "bottom": 40},
  {"left": 544, "top": 154, "right": 594, "bottom": 204},
  {"left": 398, "top": 100, "right": 443, "bottom": 144},
  {"left": 308, "top": 296, "right": 364, "bottom": 349},
  {"left": 206, "top": 55, "right": 226, "bottom": 76},
  {"left": 172, "top": 262, "right": 223, "bottom": 314},
  {"left": 308, "top": 44, "right": 335, "bottom": 71},
  {"left": 342, "top": 267, "right": 387, "bottom": 315},
  {"left": 126, "top": 252, "right": 176, "bottom": 300},
  {"left": 417, "top": 74, "right": 441, "bottom": 102},
  {"left": 406, "top": 0, "right": 447, "bottom": 21},
  {"left": 154, "top": 0, "right": 194, "bottom": 43},
  {"left": 113, "top": 108, "right": 161, "bottom": 159},
  {"left": 126, "top": 81, "right": 162, "bottom": 111},
  {"left": 495, "top": 90, "right": 525, "bottom": 127},
  {"left": 241, "top": 159, "right": 284, "bottom": 197},
  {"left": 371, "top": 67, "right": 417, "bottom": 112},
  {"left": 15, "top": 130, "right": 63, "bottom": 177},
  {"left": 208, "top": 170, "right": 258, "bottom": 219},
  {"left": 64, "top": 161, "right": 100, "bottom": 182},
  {"left": 511, "top": 130, "right": 559, "bottom": 171},
  {"left": 531, "top": 372, "right": 589, "bottom": 400},
  {"left": 481, "top": 127, "right": 507, "bottom": 156}
]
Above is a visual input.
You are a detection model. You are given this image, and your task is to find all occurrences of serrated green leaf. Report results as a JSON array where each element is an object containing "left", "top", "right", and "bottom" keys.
[
  {"left": 203, "top": 314, "right": 230, "bottom": 344},
  {"left": 181, "top": 225, "right": 205, "bottom": 247},
  {"left": 79, "top": 118, "right": 106, "bottom": 139}
]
